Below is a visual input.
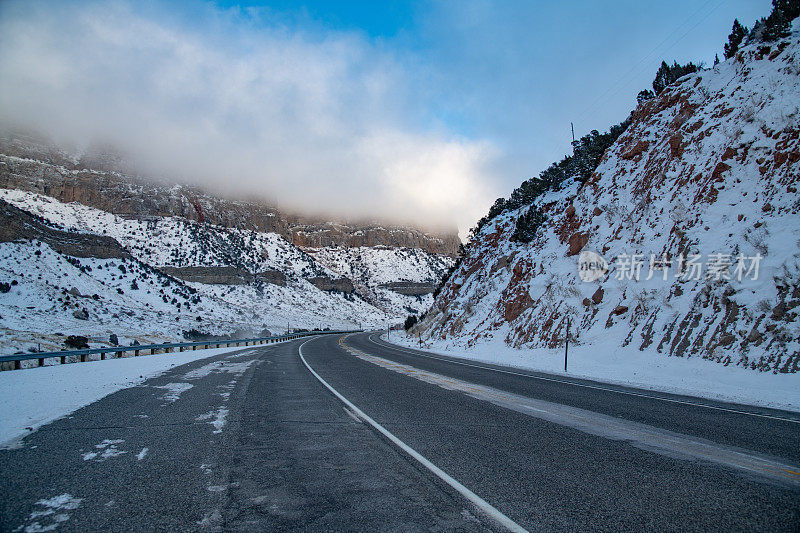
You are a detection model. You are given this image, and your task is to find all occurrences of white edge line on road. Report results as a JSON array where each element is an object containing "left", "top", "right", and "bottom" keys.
[
  {"left": 369, "top": 335, "right": 800, "bottom": 425},
  {"left": 298, "top": 337, "right": 529, "bottom": 533}
]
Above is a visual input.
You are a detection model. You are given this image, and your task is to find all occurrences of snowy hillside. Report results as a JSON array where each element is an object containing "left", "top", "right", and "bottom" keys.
[
  {"left": 309, "top": 246, "right": 453, "bottom": 316},
  {"left": 0, "top": 189, "right": 457, "bottom": 354},
  {"left": 0, "top": 238, "right": 386, "bottom": 355},
  {"left": 0, "top": 189, "right": 453, "bottom": 323},
  {"left": 417, "top": 27, "right": 800, "bottom": 373},
  {"left": 0, "top": 189, "right": 329, "bottom": 279}
]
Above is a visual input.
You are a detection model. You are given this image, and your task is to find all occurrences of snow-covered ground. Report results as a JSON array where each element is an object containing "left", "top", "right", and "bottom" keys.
[
  {"left": 384, "top": 332, "right": 800, "bottom": 413},
  {"left": 0, "top": 238, "right": 382, "bottom": 353},
  {"left": 0, "top": 189, "right": 450, "bottom": 350},
  {"left": 0, "top": 345, "right": 243, "bottom": 447}
]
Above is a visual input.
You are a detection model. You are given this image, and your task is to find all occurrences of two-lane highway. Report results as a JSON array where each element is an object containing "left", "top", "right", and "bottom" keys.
[
  {"left": 1, "top": 332, "right": 798, "bottom": 531},
  {"left": 300, "top": 332, "right": 800, "bottom": 531}
]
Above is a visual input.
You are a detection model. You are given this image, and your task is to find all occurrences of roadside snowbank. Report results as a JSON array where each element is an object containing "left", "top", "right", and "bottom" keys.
[
  {"left": 384, "top": 332, "right": 800, "bottom": 413},
  {"left": 0, "top": 346, "right": 241, "bottom": 446}
]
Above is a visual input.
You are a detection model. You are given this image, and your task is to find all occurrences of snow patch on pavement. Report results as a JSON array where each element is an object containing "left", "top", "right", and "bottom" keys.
[
  {"left": 183, "top": 360, "right": 256, "bottom": 380},
  {"left": 82, "top": 439, "right": 126, "bottom": 462},
  {"left": 196, "top": 407, "right": 229, "bottom": 434},
  {"left": 155, "top": 382, "right": 194, "bottom": 403},
  {"left": 0, "top": 346, "right": 240, "bottom": 447},
  {"left": 17, "top": 493, "right": 82, "bottom": 533}
]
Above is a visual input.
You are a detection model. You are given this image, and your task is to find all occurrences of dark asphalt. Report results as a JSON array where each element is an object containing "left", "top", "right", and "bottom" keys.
[
  {"left": 355, "top": 333, "right": 800, "bottom": 463},
  {"left": 0, "top": 332, "right": 798, "bottom": 532}
]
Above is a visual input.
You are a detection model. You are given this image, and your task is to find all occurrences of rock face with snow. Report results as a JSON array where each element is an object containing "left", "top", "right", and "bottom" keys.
[
  {"left": 0, "top": 199, "right": 128, "bottom": 260},
  {"left": 308, "top": 245, "right": 452, "bottom": 316},
  {"left": 418, "top": 31, "right": 800, "bottom": 373},
  {"left": 0, "top": 186, "right": 455, "bottom": 354}
]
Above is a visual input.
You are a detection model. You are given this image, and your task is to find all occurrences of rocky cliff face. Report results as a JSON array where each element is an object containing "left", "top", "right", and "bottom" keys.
[
  {"left": 418, "top": 29, "right": 800, "bottom": 373},
  {"left": 0, "top": 199, "right": 128, "bottom": 259},
  {"left": 0, "top": 134, "right": 460, "bottom": 255}
]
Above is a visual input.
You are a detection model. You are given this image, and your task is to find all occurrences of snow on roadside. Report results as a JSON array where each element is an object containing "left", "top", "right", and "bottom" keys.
[
  {"left": 383, "top": 333, "right": 800, "bottom": 413},
  {"left": 0, "top": 346, "right": 241, "bottom": 447}
]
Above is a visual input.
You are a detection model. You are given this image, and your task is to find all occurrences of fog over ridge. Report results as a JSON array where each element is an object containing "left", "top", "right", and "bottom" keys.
[{"left": 0, "top": 1, "right": 499, "bottom": 237}]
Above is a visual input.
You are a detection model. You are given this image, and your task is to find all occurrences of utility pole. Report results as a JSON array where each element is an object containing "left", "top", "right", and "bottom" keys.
[
  {"left": 571, "top": 122, "right": 575, "bottom": 143},
  {"left": 564, "top": 316, "right": 570, "bottom": 373},
  {"left": 287, "top": 321, "right": 289, "bottom": 335}
]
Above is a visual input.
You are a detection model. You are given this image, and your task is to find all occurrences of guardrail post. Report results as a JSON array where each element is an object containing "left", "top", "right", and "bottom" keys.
[
  {"left": 15, "top": 360, "right": 21, "bottom": 370},
  {"left": 38, "top": 357, "right": 44, "bottom": 367},
  {"left": 100, "top": 352, "right": 106, "bottom": 360},
  {"left": 60, "top": 355, "right": 66, "bottom": 364},
  {"left": 192, "top": 345, "right": 196, "bottom": 351},
  {"left": 81, "top": 354, "right": 87, "bottom": 362}
]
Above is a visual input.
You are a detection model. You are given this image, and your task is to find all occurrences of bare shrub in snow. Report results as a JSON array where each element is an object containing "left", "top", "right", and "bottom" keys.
[
  {"left": 756, "top": 299, "right": 773, "bottom": 313},
  {"left": 744, "top": 226, "right": 769, "bottom": 256},
  {"left": 741, "top": 104, "right": 757, "bottom": 123}
]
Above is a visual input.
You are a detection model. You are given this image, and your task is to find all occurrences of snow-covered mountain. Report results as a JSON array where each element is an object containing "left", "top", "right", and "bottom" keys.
[
  {"left": 416, "top": 25, "right": 800, "bottom": 373},
  {"left": 0, "top": 193, "right": 395, "bottom": 353},
  {"left": 0, "top": 182, "right": 453, "bottom": 354}
]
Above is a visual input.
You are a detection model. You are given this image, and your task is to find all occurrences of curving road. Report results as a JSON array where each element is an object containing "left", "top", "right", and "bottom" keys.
[{"left": 1, "top": 331, "right": 798, "bottom": 531}]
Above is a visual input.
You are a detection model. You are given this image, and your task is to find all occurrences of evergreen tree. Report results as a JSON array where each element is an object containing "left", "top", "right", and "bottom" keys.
[
  {"left": 466, "top": 118, "right": 630, "bottom": 241},
  {"left": 511, "top": 207, "right": 547, "bottom": 243},
  {"left": 762, "top": 0, "right": 798, "bottom": 41},
  {"left": 774, "top": 0, "right": 800, "bottom": 20},
  {"left": 637, "top": 89, "right": 655, "bottom": 104},
  {"left": 724, "top": 19, "right": 748, "bottom": 59},
  {"left": 714, "top": 53, "right": 720, "bottom": 66},
  {"left": 652, "top": 60, "right": 698, "bottom": 95}
]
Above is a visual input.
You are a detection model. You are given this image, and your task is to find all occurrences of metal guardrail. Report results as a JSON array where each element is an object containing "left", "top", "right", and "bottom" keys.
[{"left": 0, "top": 330, "right": 361, "bottom": 370}]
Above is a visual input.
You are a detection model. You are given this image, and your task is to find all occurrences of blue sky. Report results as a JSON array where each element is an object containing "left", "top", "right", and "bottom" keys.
[{"left": 0, "top": 0, "right": 773, "bottom": 235}]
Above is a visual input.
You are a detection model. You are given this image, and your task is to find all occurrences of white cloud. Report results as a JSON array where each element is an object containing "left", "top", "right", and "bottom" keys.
[{"left": 0, "top": 1, "right": 501, "bottom": 237}]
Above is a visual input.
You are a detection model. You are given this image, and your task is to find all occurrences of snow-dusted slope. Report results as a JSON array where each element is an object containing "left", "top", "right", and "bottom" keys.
[
  {"left": 0, "top": 189, "right": 327, "bottom": 278},
  {"left": 419, "top": 29, "right": 800, "bottom": 373},
  {"left": 309, "top": 246, "right": 453, "bottom": 316},
  {"left": 0, "top": 188, "right": 456, "bottom": 353},
  {"left": 310, "top": 246, "right": 451, "bottom": 285},
  {"left": 0, "top": 189, "right": 453, "bottom": 324},
  {"left": 0, "top": 238, "right": 385, "bottom": 354}
]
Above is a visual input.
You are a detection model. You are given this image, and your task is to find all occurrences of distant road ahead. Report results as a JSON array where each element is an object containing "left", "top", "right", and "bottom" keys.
[{"left": 1, "top": 332, "right": 798, "bottom": 531}]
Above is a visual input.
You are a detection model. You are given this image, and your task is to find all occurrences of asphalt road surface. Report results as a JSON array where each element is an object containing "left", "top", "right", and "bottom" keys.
[{"left": 1, "top": 332, "right": 798, "bottom": 532}]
